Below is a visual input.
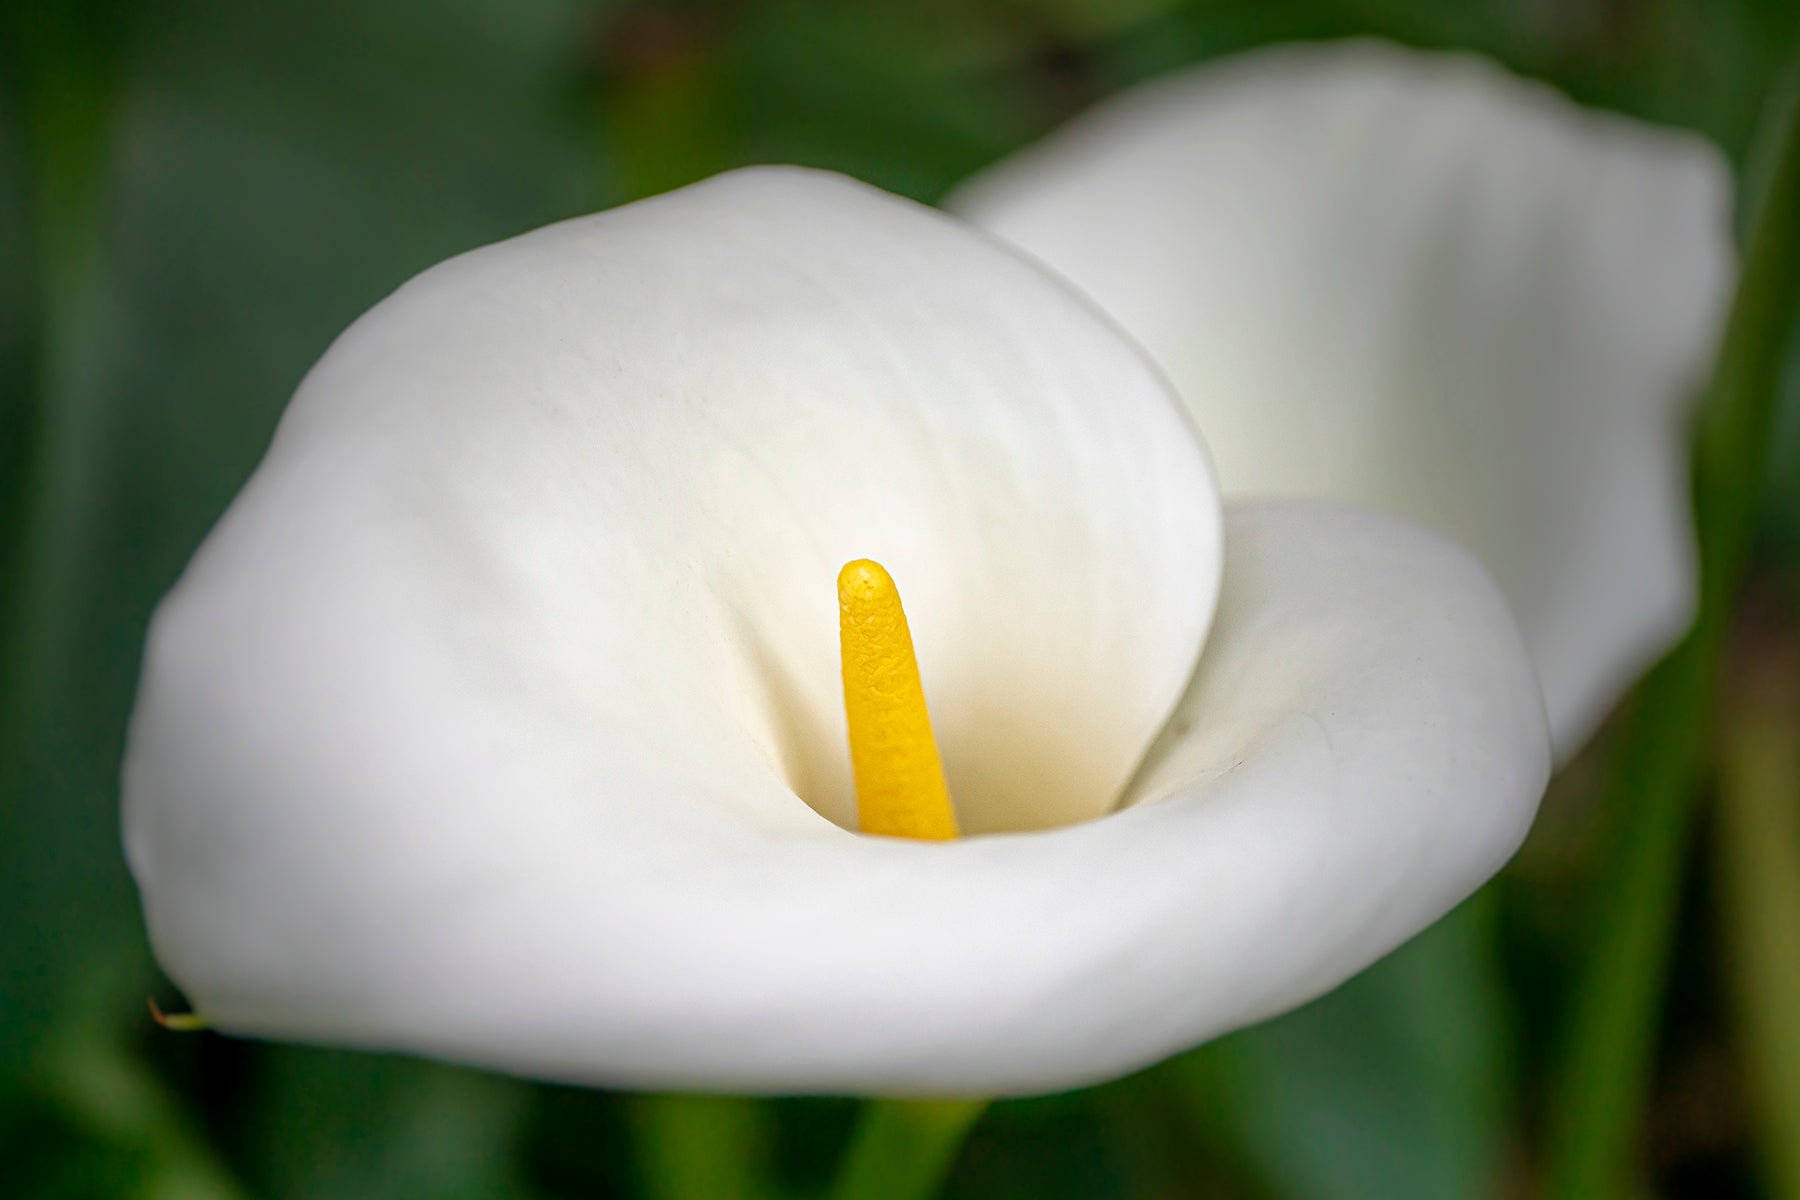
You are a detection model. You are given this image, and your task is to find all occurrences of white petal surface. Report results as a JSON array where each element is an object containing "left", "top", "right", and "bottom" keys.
[
  {"left": 951, "top": 40, "right": 1735, "bottom": 757},
  {"left": 131, "top": 413, "right": 1546, "bottom": 1096},
  {"left": 124, "top": 167, "right": 1224, "bottom": 1091}
]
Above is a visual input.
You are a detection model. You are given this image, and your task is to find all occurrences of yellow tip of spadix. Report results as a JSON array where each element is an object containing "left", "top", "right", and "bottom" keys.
[{"left": 838, "top": 559, "right": 959, "bottom": 840}]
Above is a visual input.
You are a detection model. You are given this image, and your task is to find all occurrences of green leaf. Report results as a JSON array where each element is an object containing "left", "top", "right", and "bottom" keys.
[
  {"left": 247, "top": 1048, "right": 535, "bottom": 1200},
  {"left": 1169, "top": 894, "right": 1513, "bottom": 1200}
]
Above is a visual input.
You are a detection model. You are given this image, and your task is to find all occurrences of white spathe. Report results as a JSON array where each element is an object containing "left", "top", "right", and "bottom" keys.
[
  {"left": 124, "top": 167, "right": 1547, "bottom": 1095},
  {"left": 951, "top": 40, "right": 1736, "bottom": 759}
]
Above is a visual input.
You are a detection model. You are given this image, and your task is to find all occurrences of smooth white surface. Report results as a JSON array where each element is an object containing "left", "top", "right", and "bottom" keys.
[
  {"left": 953, "top": 40, "right": 1735, "bottom": 758},
  {"left": 125, "top": 167, "right": 1546, "bottom": 1095}
]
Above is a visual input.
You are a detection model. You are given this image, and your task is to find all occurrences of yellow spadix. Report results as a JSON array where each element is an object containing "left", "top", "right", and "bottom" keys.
[{"left": 837, "top": 560, "right": 959, "bottom": 840}]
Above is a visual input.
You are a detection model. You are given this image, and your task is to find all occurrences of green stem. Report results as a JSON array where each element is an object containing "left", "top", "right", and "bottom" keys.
[
  {"left": 629, "top": 1094, "right": 775, "bottom": 1200},
  {"left": 596, "top": 11, "right": 735, "bottom": 202},
  {"left": 0, "top": 0, "right": 124, "bottom": 1078},
  {"left": 1542, "top": 49, "right": 1800, "bottom": 1200},
  {"left": 1715, "top": 658, "right": 1800, "bottom": 1198},
  {"left": 1, "top": 0, "right": 118, "bottom": 714},
  {"left": 828, "top": 1099, "right": 988, "bottom": 1200}
]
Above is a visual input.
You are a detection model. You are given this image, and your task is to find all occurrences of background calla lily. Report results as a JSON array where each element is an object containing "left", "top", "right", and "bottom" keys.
[
  {"left": 950, "top": 39, "right": 1737, "bottom": 759},
  {"left": 123, "top": 166, "right": 1548, "bottom": 1096}
]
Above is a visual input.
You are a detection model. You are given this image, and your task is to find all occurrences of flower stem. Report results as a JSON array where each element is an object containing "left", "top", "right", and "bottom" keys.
[
  {"left": 0, "top": 0, "right": 125, "bottom": 1078},
  {"left": 629, "top": 1094, "right": 775, "bottom": 1200},
  {"left": 827, "top": 1099, "right": 988, "bottom": 1200},
  {"left": 1542, "top": 47, "right": 1800, "bottom": 1200},
  {"left": 1715, "top": 649, "right": 1800, "bottom": 1197}
]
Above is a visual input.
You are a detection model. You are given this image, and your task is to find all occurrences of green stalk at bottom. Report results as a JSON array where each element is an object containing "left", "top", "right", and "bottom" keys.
[
  {"left": 828, "top": 1098, "right": 989, "bottom": 1200},
  {"left": 1716, "top": 660, "right": 1800, "bottom": 1197}
]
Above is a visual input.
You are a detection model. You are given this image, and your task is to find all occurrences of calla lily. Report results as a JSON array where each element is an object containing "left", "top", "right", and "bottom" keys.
[
  {"left": 124, "top": 166, "right": 1547, "bottom": 1096},
  {"left": 950, "top": 40, "right": 1735, "bottom": 758}
]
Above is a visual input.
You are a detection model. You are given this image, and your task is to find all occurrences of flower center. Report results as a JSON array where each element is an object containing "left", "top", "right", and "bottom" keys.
[{"left": 837, "top": 559, "right": 959, "bottom": 840}]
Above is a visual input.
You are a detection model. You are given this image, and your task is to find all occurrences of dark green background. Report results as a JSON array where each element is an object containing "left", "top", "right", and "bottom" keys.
[{"left": 4, "top": 1, "right": 1799, "bottom": 1197}]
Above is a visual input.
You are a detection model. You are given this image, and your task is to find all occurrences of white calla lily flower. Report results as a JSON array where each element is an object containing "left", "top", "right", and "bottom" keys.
[
  {"left": 950, "top": 40, "right": 1736, "bottom": 759},
  {"left": 124, "top": 166, "right": 1547, "bottom": 1096}
]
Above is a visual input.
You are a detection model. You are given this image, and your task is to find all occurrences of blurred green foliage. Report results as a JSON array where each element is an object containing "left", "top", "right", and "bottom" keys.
[
  {"left": 4, "top": 1, "right": 1799, "bottom": 1198},
  {"left": 1546, "top": 47, "right": 1800, "bottom": 1200}
]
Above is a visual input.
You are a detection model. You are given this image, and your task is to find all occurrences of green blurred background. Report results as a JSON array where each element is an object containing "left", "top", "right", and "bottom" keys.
[{"left": 4, "top": 1, "right": 1800, "bottom": 1197}]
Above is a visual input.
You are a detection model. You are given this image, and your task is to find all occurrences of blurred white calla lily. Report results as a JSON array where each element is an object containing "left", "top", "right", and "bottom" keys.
[
  {"left": 124, "top": 167, "right": 1546, "bottom": 1096},
  {"left": 951, "top": 40, "right": 1736, "bottom": 759}
]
